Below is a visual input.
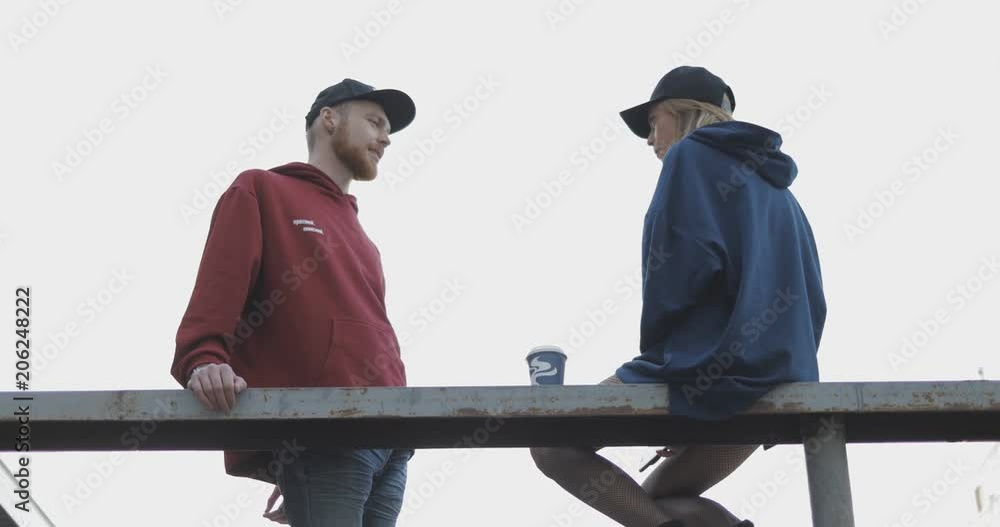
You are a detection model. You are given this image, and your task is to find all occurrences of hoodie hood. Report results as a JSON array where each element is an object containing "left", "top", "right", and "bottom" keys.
[
  {"left": 268, "top": 162, "right": 358, "bottom": 211},
  {"left": 686, "top": 121, "right": 797, "bottom": 189}
]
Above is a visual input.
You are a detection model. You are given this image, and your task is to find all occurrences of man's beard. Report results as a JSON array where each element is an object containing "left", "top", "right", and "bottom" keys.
[{"left": 333, "top": 129, "right": 377, "bottom": 181}]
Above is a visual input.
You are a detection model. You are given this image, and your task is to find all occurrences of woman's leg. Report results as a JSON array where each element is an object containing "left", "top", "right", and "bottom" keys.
[
  {"left": 529, "top": 375, "right": 676, "bottom": 527},
  {"left": 652, "top": 496, "right": 745, "bottom": 527},
  {"left": 641, "top": 444, "right": 759, "bottom": 498}
]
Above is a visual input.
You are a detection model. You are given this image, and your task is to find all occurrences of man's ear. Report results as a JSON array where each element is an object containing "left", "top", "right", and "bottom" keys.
[
  {"left": 322, "top": 106, "right": 341, "bottom": 133},
  {"left": 326, "top": 103, "right": 351, "bottom": 133}
]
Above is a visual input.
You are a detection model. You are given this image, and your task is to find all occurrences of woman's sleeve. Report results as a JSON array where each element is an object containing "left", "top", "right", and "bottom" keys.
[{"left": 638, "top": 208, "right": 726, "bottom": 352}]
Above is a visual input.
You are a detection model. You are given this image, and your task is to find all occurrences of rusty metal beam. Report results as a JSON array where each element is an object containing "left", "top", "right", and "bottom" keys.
[{"left": 1, "top": 382, "right": 998, "bottom": 451}]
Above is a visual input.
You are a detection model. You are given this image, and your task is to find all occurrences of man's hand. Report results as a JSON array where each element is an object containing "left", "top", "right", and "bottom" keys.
[
  {"left": 186, "top": 363, "right": 247, "bottom": 412},
  {"left": 263, "top": 486, "right": 289, "bottom": 524}
]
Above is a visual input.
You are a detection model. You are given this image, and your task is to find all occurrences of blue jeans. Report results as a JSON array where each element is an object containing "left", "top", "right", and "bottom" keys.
[{"left": 275, "top": 447, "right": 414, "bottom": 526}]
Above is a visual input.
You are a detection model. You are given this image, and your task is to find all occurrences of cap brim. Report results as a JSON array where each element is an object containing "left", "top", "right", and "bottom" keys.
[
  {"left": 357, "top": 89, "right": 415, "bottom": 134},
  {"left": 619, "top": 99, "right": 658, "bottom": 139}
]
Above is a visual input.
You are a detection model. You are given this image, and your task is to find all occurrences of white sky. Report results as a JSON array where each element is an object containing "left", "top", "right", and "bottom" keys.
[{"left": 3, "top": 1, "right": 1000, "bottom": 525}]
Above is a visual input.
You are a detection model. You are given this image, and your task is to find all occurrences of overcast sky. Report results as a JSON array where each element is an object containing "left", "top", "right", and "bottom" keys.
[{"left": 3, "top": 1, "right": 1000, "bottom": 525}]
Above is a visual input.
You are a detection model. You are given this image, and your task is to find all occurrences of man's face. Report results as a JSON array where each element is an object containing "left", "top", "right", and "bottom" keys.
[
  {"left": 330, "top": 100, "right": 391, "bottom": 181},
  {"left": 646, "top": 100, "right": 679, "bottom": 161}
]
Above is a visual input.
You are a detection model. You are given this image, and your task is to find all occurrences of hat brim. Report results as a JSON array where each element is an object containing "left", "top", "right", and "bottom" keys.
[
  {"left": 355, "top": 89, "right": 416, "bottom": 134},
  {"left": 620, "top": 97, "right": 664, "bottom": 139}
]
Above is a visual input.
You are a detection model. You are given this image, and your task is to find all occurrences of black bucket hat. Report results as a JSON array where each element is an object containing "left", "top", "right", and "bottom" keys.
[
  {"left": 620, "top": 66, "right": 735, "bottom": 138},
  {"left": 305, "top": 78, "right": 415, "bottom": 134}
]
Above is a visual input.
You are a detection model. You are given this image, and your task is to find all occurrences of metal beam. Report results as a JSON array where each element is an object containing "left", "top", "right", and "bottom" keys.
[
  {"left": 803, "top": 415, "right": 855, "bottom": 527},
  {"left": 2, "top": 382, "right": 998, "bottom": 451}
]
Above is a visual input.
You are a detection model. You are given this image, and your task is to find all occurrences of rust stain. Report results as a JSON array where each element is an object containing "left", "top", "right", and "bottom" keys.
[
  {"left": 450, "top": 405, "right": 642, "bottom": 417},
  {"left": 109, "top": 391, "right": 138, "bottom": 420},
  {"left": 745, "top": 385, "right": 1000, "bottom": 414},
  {"left": 329, "top": 408, "right": 365, "bottom": 418},
  {"left": 452, "top": 407, "right": 492, "bottom": 417},
  {"left": 747, "top": 399, "right": 811, "bottom": 413}
]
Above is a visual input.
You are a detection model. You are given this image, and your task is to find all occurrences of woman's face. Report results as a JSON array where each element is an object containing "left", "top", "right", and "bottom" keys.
[{"left": 646, "top": 101, "right": 679, "bottom": 161}]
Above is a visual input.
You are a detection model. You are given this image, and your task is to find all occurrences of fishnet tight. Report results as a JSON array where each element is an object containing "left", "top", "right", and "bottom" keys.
[{"left": 529, "top": 375, "right": 757, "bottom": 527}]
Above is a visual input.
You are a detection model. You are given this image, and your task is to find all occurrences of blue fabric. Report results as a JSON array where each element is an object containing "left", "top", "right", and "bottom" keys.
[
  {"left": 615, "top": 120, "right": 826, "bottom": 421},
  {"left": 276, "top": 447, "right": 414, "bottom": 526}
]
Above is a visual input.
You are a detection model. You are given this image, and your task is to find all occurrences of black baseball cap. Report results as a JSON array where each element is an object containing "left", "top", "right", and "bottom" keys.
[
  {"left": 620, "top": 66, "right": 735, "bottom": 138},
  {"left": 305, "top": 78, "right": 415, "bottom": 134}
]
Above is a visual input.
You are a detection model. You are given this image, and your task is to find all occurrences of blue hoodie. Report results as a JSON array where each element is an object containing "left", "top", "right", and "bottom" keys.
[{"left": 615, "top": 120, "right": 826, "bottom": 421}]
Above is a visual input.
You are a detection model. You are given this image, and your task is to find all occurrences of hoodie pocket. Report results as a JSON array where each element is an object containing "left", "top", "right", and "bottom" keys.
[{"left": 325, "top": 318, "right": 401, "bottom": 387}]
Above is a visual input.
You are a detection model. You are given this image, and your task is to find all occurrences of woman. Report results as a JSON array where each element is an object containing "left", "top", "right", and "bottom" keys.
[{"left": 530, "top": 66, "right": 826, "bottom": 527}]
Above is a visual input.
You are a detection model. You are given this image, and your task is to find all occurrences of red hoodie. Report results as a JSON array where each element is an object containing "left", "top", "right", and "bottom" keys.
[{"left": 171, "top": 162, "right": 406, "bottom": 482}]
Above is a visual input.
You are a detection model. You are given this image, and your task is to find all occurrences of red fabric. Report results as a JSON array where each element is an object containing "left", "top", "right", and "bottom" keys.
[{"left": 171, "top": 162, "right": 406, "bottom": 482}]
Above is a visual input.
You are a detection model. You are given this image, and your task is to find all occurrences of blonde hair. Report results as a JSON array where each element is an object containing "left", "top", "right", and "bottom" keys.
[{"left": 658, "top": 96, "right": 734, "bottom": 142}]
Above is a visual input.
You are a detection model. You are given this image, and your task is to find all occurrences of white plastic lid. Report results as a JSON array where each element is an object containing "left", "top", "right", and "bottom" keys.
[{"left": 526, "top": 344, "right": 567, "bottom": 358}]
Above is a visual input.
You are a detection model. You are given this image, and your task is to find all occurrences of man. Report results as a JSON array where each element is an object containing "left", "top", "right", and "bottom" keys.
[
  {"left": 531, "top": 66, "right": 825, "bottom": 526},
  {"left": 170, "top": 78, "right": 417, "bottom": 526}
]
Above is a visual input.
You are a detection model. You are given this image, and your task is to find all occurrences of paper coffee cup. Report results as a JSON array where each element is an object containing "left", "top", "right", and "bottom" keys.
[{"left": 526, "top": 345, "right": 567, "bottom": 385}]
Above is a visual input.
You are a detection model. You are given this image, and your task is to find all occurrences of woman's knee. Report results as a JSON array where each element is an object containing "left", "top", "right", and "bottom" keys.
[
  {"left": 529, "top": 447, "right": 577, "bottom": 478},
  {"left": 653, "top": 496, "right": 741, "bottom": 527}
]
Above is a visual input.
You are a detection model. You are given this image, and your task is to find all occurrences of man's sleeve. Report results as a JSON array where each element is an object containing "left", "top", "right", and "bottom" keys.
[{"left": 171, "top": 185, "right": 263, "bottom": 387}]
